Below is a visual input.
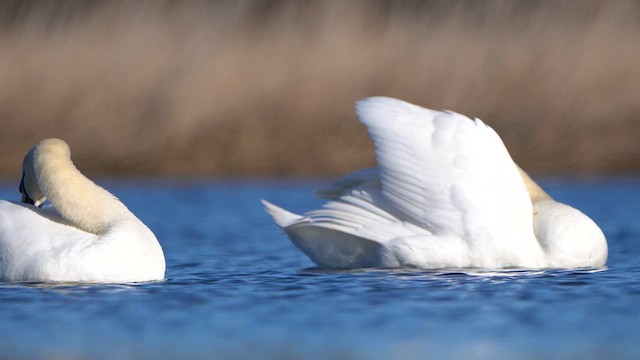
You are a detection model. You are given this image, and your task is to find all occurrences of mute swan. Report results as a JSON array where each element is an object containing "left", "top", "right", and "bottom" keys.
[
  {"left": 263, "top": 97, "right": 607, "bottom": 269},
  {"left": 0, "top": 138, "right": 165, "bottom": 282}
]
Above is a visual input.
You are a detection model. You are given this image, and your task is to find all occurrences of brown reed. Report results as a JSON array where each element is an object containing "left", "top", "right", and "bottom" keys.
[{"left": 0, "top": 0, "right": 639, "bottom": 178}]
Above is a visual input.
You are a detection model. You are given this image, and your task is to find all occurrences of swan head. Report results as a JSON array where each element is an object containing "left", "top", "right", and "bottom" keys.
[
  {"left": 533, "top": 200, "right": 608, "bottom": 268},
  {"left": 19, "top": 138, "right": 71, "bottom": 207}
]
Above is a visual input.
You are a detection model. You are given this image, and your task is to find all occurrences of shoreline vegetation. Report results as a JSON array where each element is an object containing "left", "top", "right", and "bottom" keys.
[{"left": 0, "top": 0, "right": 639, "bottom": 178}]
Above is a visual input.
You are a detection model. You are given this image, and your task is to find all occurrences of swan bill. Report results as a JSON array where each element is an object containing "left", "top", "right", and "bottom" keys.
[
  {"left": 19, "top": 171, "right": 44, "bottom": 208},
  {"left": 19, "top": 172, "right": 34, "bottom": 205}
]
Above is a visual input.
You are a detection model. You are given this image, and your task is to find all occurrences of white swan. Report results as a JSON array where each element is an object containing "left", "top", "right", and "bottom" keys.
[
  {"left": 263, "top": 97, "right": 607, "bottom": 269},
  {"left": 0, "top": 138, "right": 165, "bottom": 283}
]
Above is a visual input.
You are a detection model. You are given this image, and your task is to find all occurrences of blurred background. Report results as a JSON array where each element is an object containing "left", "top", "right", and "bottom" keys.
[
  {"left": 1, "top": 3, "right": 639, "bottom": 359},
  {"left": 0, "top": 0, "right": 639, "bottom": 178}
]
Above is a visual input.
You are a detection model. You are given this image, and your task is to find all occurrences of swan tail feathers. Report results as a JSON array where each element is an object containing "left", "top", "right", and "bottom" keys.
[{"left": 261, "top": 199, "right": 304, "bottom": 228}]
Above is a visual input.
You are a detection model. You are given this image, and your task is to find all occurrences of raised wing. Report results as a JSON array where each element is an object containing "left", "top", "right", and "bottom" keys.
[{"left": 355, "top": 97, "right": 533, "bottom": 242}]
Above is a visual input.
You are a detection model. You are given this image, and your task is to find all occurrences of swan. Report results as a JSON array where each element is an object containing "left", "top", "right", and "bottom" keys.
[
  {"left": 263, "top": 97, "right": 607, "bottom": 269},
  {"left": 0, "top": 138, "right": 165, "bottom": 282}
]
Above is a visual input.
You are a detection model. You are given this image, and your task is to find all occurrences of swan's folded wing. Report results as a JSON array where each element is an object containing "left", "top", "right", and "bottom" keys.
[
  {"left": 265, "top": 189, "right": 428, "bottom": 244},
  {"left": 355, "top": 97, "right": 533, "bottom": 242},
  {"left": 263, "top": 189, "right": 430, "bottom": 268},
  {"left": 0, "top": 201, "right": 96, "bottom": 281}
]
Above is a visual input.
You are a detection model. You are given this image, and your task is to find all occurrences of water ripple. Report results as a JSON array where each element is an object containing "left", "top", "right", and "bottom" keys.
[{"left": 0, "top": 179, "right": 638, "bottom": 359}]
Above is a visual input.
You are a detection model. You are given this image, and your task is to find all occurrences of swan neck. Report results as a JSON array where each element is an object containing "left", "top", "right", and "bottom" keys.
[
  {"left": 517, "top": 166, "right": 551, "bottom": 203},
  {"left": 35, "top": 147, "right": 129, "bottom": 234}
]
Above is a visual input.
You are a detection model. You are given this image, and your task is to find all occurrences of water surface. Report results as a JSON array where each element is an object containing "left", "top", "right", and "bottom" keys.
[{"left": 0, "top": 177, "right": 638, "bottom": 359}]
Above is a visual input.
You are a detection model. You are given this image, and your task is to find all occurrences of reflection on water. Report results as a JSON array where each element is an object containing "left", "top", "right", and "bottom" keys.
[{"left": 0, "top": 178, "right": 638, "bottom": 359}]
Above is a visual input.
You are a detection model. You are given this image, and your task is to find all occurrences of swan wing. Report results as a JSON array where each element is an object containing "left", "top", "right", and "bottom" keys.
[
  {"left": 355, "top": 97, "right": 534, "bottom": 245},
  {"left": 263, "top": 188, "right": 430, "bottom": 269},
  {"left": 264, "top": 189, "right": 427, "bottom": 245},
  {"left": 0, "top": 200, "right": 98, "bottom": 281}
]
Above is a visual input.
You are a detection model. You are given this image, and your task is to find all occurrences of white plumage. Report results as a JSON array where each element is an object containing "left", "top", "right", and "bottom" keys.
[
  {"left": 0, "top": 139, "right": 165, "bottom": 283},
  {"left": 264, "top": 97, "right": 607, "bottom": 269}
]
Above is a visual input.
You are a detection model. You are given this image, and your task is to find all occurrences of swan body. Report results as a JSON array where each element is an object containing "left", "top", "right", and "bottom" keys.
[
  {"left": 0, "top": 138, "right": 165, "bottom": 283},
  {"left": 264, "top": 97, "right": 607, "bottom": 269}
]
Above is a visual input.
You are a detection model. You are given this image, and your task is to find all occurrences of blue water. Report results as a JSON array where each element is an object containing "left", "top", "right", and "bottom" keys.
[{"left": 0, "top": 177, "right": 639, "bottom": 359}]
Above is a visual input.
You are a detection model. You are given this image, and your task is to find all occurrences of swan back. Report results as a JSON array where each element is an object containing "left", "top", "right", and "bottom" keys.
[{"left": 0, "top": 201, "right": 165, "bottom": 282}]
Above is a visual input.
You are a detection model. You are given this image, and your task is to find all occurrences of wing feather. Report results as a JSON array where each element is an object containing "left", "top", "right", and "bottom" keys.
[
  {"left": 355, "top": 97, "right": 533, "bottom": 244},
  {"left": 315, "top": 167, "right": 380, "bottom": 200}
]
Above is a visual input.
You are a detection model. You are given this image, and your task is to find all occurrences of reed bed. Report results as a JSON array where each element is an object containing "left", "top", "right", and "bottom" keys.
[{"left": 0, "top": 0, "right": 639, "bottom": 178}]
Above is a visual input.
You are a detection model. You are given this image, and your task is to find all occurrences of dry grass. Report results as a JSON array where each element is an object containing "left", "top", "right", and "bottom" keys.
[{"left": 0, "top": 0, "right": 639, "bottom": 178}]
